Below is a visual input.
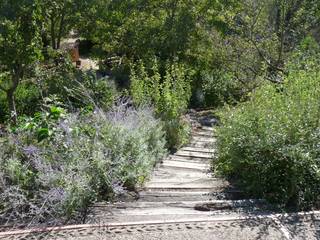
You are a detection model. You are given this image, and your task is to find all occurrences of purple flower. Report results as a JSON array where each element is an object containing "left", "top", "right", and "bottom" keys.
[{"left": 23, "top": 145, "right": 39, "bottom": 156}]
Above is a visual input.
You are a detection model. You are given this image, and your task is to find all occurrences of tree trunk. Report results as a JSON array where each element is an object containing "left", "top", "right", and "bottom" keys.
[
  {"left": 50, "top": 16, "right": 57, "bottom": 49},
  {"left": 7, "top": 89, "right": 17, "bottom": 125},
  {"left": 7, "top": 67, "right": 22, "bottom": 125},
  {"left": 57, "top": 7, "right": 66, "bottom": 49}
]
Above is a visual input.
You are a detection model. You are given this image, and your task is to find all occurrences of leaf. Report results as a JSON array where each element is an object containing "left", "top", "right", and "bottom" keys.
[{"left": 37, "top": 127, "right": 50, "bottom": 142}]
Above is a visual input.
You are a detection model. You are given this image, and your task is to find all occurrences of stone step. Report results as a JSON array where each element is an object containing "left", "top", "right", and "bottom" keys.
[{"left": 175, "top": 150, "right": 213, "bottom": 159}]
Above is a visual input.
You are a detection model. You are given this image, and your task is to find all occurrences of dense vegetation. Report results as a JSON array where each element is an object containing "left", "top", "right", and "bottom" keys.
[
  {"left": 0, "top": 0, "right": 320, "bottom": 226},
  {"left": 1, "top": 104, "right": 166, "bottom": 225},
  {"left": 215, "top": 40, "right": 320, "bottom": 210}
]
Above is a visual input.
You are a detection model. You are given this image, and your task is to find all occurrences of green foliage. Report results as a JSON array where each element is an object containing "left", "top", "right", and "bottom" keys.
[
  {"left": 130, "top": 60, "right": 192, "bottom": 149},
  {"left": 14, "top": 98, "right": 66, "bottom": 142},
  {"left": 1, "top": 0, "right": 320, "bottom": 224},
  {"left": 0, "top": 82, "right": 41, "bottom": 122},
  {"left": 0, "top": 104, "right": 166, "bottom": 225},
  {"left": 0, "top": 0, "right": 43, "bottom": 68},
  {"left": 15, "top": 83, "right": 41, "bottom": 115},
  {"left": 201, "top": 69, "right": 240, "bottom": 107},
  {"left": 76, "top": 0, "right": 241, "bottom": 108},
  {"left": 78, "top": 0, "right": 225, "bottom": 60},
  {"left": 37, "top": 52, "right": 117, "bottom": 110},
  {"left": 41, "top": 0, "right": 82, "bottom": 49},
  {"left": 164, "top": 117, "right": 191, "bottom": 152},
  {"left": 215, "top": 62, "right": 320, "bottom": 209}
]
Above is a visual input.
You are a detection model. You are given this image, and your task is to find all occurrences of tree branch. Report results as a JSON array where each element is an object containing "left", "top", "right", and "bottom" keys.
[{"left": 249, "top": 37, "right": 284, "bottom": 73}]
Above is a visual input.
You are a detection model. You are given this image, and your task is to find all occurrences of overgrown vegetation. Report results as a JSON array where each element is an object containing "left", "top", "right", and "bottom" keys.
[
  {"left": 215, "top": 40, "right": 320, "bottom": 210},
  {"left": 130, "top": 60, "right": 192, "bottom": 150},
  {"left": 0, "top": 0, "right": 320, "bottom": 227},
  {"left": 0, "top": 103, "right": 166, "bottom": 226}
]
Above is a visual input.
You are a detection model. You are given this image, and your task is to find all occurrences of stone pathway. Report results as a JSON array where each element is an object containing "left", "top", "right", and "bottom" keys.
[{"left": 1, "top": 112, "right": 320, "bottom": 239}]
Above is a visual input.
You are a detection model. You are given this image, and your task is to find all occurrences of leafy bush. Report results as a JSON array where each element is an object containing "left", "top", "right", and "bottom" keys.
[
  {"left": 0, "top": 82, "right": 41, "bottom": 122},
  {"left": 0, "top": 103, "right": 166, "bottom": 226},
  {"left": 201, "top": 69, "right": 240, "bottom": 107},
  {"left": 37, "top": 55, "right": 118, "bottom": 111},
  {"left": 0, "top": 52, "right": 118, "bottom": 123},
  {"left": 130, "top": 59, "right": 192, "bottom": 150},
  {"left": 215, "top": 64, "right": 320, "bottom": 210}
]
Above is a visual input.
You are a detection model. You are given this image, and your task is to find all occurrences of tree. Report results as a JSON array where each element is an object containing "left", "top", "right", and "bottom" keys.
[
  {"left": 77, "top": 0, "right": 238, "bottom": 62},
  {"left": 0, "top": 0, "right": 43, "bottom": 124},
  {"left": 234, "top": 0, "right": 320, "bottom": 83},
  {"left": 42, "top": 0, "right": 80, "bottom": 49}
]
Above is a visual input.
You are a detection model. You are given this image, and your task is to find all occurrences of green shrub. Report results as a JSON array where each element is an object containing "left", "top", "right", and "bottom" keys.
[
  {"left": 69, "top": 73, "right": 118, "bottom": 111},
  {"left": 130, "top": 59, "right": 192, "bottom": 150},
  {"left": 201, "top": 69, "right": 241, "bottom": 107},
  {"left": 0, "top": 53, "right": 117, "bottom": 123},
  {"left": 0, "top": 103, "right": 166, "bottom": 226},
  {"left": 36, "top": 57, "right": 118, "bottom": 111},
  {"left": 0, "top": 82, "right": 41, "bottom": 123},
  {"left": 215, "top": 66, "right": 320, "bottom": 210}
]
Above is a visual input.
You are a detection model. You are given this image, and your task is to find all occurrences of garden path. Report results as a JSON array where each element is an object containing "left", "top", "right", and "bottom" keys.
[{"left": 2, "top": 111, "right": 320, "bottom": 239}]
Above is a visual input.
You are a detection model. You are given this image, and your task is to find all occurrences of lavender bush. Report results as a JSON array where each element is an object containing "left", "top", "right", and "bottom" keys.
[{"left": 0, "top": 103, "right": 166, "bottom": 227}]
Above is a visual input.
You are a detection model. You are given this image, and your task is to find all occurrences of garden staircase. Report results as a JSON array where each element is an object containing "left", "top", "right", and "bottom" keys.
[
  {"left": 86, "top": 112, "right": 267, "bottom": 224},
  {"left": 2, "top": 112, "right": 315, "bottom": 240}
]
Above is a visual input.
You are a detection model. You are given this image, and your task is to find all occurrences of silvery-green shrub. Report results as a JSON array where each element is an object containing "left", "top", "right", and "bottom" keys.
[{"left": 0, "top": 103, "right": 166, "bottom": 226}]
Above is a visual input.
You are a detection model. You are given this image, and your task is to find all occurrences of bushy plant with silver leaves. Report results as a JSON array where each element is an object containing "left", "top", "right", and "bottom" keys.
[{"left": 0, "top": 102, "right": 166, "bottom": 227}]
